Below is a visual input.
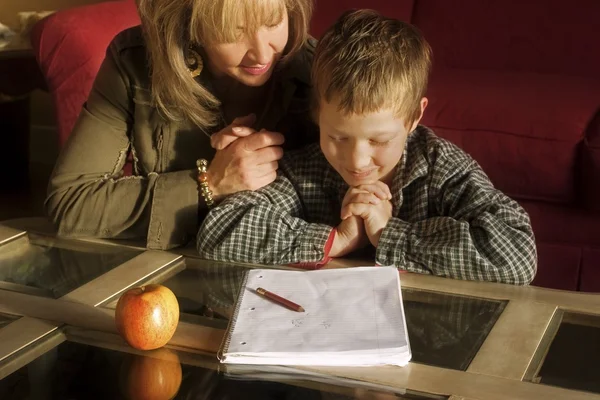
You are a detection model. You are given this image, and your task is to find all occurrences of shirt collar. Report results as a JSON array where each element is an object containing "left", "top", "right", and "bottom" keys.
[{"left": 390, "top": 127, "right": 430, "bottom": 213}]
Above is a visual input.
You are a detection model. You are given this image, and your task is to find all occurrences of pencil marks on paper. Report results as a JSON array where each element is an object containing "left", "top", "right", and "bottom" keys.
[{"left": 291, "top": 317, "right": 332, "bottom": 330}]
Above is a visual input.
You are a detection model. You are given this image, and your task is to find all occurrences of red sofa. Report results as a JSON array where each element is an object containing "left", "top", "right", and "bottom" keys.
[
  {"left": 31, "top": 0, "right": 140, "bottom": 149},
  {"left": 31, "top": 0, "right": 600, "bottom": 291}
]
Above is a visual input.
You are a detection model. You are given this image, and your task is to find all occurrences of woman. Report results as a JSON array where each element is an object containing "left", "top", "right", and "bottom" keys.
[{"left": 45, "top": 0, "right": 317, "bottom": 250}]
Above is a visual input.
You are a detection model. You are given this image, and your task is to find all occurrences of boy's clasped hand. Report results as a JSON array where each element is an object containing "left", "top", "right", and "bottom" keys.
[{"left": 331, "top": 182, "right": 393, "bottom": 257}]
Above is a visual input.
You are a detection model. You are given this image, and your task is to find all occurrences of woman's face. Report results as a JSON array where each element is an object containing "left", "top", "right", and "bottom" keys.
[{"left": 204, "top": 11, "right": 289, "bottom": 87}]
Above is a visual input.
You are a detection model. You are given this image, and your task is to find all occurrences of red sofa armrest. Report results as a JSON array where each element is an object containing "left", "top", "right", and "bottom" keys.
[{"left": 30, "top": 0, "right": 140, "bottom": 148}]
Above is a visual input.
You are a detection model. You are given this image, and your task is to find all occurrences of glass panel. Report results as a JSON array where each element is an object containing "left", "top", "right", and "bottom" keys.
[
  {"left": 0, "top": 234, "right": 143, "bottom": 298},
  {"left": 161, "top": 260, "right": 506, "bottom": 371},
  {"left": 0, "top": 340, "right": 447, "bottom": 399},
  {"left": 0, "top": 313, "right": 18, "bottom": 329},
  {"left": 402, "top": 288, "right": 506, "bottom": 371},
  {"left": 534, "top": 311, "right": 600, "bottom": 394},
  {"left": 161, "top": 260, "right": 246, "bottom": 322}
]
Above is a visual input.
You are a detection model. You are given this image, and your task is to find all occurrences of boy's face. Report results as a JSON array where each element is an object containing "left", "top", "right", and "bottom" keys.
[{"left": 319, "top": 98, "right": 427, "bottom": 187}]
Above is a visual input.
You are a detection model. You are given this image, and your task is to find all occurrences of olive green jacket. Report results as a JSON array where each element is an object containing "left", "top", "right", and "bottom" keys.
[{"left": 45, "top": 26, "right": 317, "bottom": 250}]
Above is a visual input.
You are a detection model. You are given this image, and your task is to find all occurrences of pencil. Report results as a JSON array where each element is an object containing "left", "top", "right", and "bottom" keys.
[{"left": 255, "top": 287, "right": 305, "bottom": 312}]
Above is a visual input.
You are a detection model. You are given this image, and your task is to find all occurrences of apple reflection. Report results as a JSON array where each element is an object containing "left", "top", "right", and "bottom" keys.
[{"left": 119, "top": 348, "right": 183, "bottom": 400}]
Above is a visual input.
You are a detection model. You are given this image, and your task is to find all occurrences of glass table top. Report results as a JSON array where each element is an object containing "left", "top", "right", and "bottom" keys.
[
  {"left": 3, "top": 219, "right": 600, "bottom": 400},
  {"left": 0, "top": 313, "right": 18, "bottom": 330},
  {"left": 0, "top": 340, "right": 447, "bottom": 400},
  {"left": 160, "top": 261, "right": 507, "bottom": 371},
  {"left": 0, "top": 235, "right": 143, "bottom": 298},
  {"left": 534, "top": 311, "right": 600, "bottom": 395},
  {"left": 402, "top": 288, "right": 506, "bottom": 371}
]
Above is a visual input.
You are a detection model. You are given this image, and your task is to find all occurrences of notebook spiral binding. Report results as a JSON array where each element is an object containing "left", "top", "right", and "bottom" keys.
[{"left": 217, "top": 270, "right": 251, "bottom": 362}]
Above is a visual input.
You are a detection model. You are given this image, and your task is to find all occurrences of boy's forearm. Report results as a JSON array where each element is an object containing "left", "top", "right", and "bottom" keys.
[
  {"left": 329, "top": 230, "right": 350, "bottom": 258},
  {"left": 387, "top": 152, "right": 538, "bottom": 285},
  {"left": 197, "top": 200, "right": 333, "bottom": 264},
  {"left": 375, "top": 215, "right": 537, "bottom": 285}
]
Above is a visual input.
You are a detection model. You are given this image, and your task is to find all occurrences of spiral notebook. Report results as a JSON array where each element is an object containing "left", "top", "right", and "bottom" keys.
[{"left": 218, "top": 267, "right": 411, "bottom": 367}]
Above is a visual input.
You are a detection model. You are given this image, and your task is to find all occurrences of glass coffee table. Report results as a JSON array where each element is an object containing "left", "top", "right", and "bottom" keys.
[{"left": 1, "top": 218, "right": 600, "bottom": 400}]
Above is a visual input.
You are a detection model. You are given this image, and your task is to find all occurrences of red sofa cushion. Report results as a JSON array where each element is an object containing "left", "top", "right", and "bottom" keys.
[
  {"left": 521, "top": 202, "right": 600, "bottom": 249},
  {"left": 531, "top": 242, "right": 581, "bottom": 291},
  {"left": 580, "top": 249, "right": 600, "bottom": 292},
  {"left": 31, "top": 0, "right": 140, "bottom": 148},
  {"left": 412, "top": 0, "right": 600, "bottom": 79},
  {"left": 519, "top": 201, "right": 600, "bottom": 291},
  {"left": 581, "top": 113, "right": 600, "bottom": 211},
  {"left": 422, "top": 69, "right": 600, "bottom": 205},
  {"left": 310, "top": 0, "right": 415, "bottom": 38}
]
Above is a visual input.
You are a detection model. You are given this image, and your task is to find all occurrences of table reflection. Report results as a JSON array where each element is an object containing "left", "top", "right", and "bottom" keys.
[
  {"left": 0, "top": 340, "right": 445, "bottom": 399},
  {"left": 535, "top": 312, "right": 600, "bottom": 394},
  {"left": 0, "top": 236, "right": 142, "bottom": 298},
  {"left": 0, "top": 313, "right": 18, "bottom": 329},
  {"left": 162, "top": 261, "right": 506, "bottom": 371},
  {"left": 402, "top": 289, "right": 506, "bottom": 370}
]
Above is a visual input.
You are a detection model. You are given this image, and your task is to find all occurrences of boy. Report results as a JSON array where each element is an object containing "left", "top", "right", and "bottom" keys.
[{"left": 196, "top": 10, "right": 537, "bottom": 285}]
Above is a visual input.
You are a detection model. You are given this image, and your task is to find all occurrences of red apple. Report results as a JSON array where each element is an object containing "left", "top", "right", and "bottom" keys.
[
  {"left": 120, "top": 348, "right": 183, "bottom": 400},
  {"left": 115, "top": 284, "right": 180, "bottom": 350}
]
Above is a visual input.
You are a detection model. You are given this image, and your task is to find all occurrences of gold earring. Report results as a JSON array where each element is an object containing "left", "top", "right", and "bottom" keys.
[{"left": 186, "top": 45, "right": 203, "bottom": 78}]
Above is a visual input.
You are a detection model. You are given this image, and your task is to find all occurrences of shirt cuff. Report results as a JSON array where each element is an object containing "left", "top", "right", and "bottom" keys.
[
  {"left": 375, "top": 217, "right": 411, "bottom": 267},
  {"left": 147, "top": 169, "right": 199, "bottom": 250},
  {"left": 288, "top": 227, "right": 336, "bottom": 270}
]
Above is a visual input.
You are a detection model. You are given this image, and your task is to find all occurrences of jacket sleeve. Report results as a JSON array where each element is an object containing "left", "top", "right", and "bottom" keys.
[
  {"left": 44, "top": 47, "right": 200, "bottom": 249},
  {"left": 376, "top": 151, "right": 537, "bottom": 285},
  {"left": 196, "top": 174, "right": 333, "bottom": 265}
]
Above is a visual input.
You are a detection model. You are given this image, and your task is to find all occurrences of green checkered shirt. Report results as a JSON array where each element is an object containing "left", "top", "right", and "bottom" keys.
[{"left": 197, "top": 126, "right": 537, "bottom": 285}]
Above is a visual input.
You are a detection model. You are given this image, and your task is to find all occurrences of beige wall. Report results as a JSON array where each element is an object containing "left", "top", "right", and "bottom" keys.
[{"left": 0, "top": 0, "right": 104, "bottom": 29}]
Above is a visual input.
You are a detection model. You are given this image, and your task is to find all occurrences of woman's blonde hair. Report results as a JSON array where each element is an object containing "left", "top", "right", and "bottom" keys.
[
  {"left": 136, "top": 0, "right": 313, "bottom": 131},
  {"left": 312, "top": 9, "right": 431, "bottom": 129}
]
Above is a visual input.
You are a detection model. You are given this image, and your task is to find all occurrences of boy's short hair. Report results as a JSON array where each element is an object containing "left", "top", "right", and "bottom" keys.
[{"left": 312, "top": 9, "right": 432, "bottom": 128}]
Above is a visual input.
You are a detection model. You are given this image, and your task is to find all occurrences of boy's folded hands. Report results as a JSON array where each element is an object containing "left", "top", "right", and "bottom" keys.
[{"left": 341, "top": 182, "right": 393, "bottom": 247}]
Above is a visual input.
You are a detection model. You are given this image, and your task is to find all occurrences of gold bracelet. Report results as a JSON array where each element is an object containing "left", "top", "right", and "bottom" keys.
[{"left": 196, "top": 159, "right": 214, "bottom": 208}]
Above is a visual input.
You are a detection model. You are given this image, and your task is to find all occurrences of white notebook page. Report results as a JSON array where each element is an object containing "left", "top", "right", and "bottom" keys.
[{"left": 223, "top": 267, "right": 410, "bottom": 366}]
